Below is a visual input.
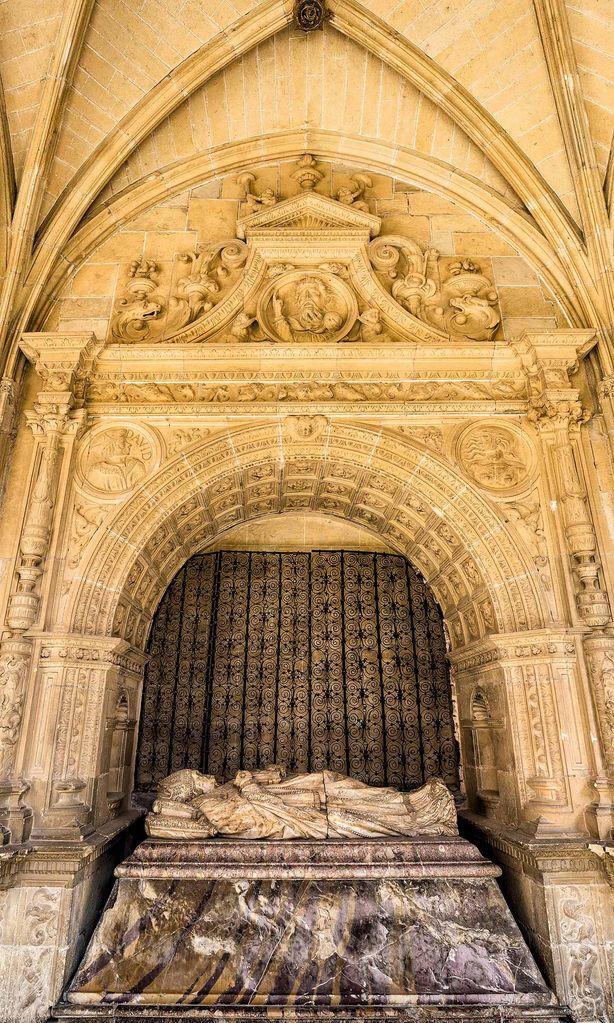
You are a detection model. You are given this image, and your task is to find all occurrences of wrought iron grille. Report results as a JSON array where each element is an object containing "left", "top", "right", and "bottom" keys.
[{"left": 135, "top": 550, "right": 459, "bottom": 792}]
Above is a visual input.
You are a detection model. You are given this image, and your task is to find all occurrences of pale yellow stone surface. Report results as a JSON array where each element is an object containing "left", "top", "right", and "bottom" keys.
[{"left": 0, "top": 2, "right": 613, "bottom": 1022}]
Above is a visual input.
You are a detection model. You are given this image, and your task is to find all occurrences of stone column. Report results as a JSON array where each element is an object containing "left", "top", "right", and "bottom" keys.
[{"left": 0, "top": 334, "right": 99, "bottom": 843}]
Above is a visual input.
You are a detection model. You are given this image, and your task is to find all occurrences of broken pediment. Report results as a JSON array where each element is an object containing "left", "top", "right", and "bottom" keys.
[{"left": 109, "top": 154, "right": 502, "bottom": 348}]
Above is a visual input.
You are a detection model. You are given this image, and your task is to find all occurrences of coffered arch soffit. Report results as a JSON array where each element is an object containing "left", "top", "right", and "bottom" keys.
[
  {"left": 66, "top": 421, "right": 546, "bottom": 646},
  {"left": 16, "top": 0, "right": 601, "bottom": 361}
]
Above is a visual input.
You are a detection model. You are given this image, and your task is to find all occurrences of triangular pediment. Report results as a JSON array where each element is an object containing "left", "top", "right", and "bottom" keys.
[{"left": 236, "top": 192, "right": 381, "bottom": 239}]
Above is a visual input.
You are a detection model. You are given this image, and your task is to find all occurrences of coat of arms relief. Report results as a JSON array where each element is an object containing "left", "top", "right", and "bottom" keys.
[{"left": 110, "top": 155, "right": 501, "bottom": 347}]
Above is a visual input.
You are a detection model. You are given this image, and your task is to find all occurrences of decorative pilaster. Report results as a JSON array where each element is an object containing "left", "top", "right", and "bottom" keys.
[
  {"left": 0, "top": 334, "right": 99, "bottom": 842},
  {"left": 517, "top": 332, "right": 609, "bottom": 630},
  {"left": 530, "top": 399, "right": 610, "bottom": 628}
]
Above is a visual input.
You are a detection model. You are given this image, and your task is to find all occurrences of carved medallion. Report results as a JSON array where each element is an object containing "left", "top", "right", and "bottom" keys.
[
  {"left": 258, "top": 270, "right": 357, "bottom": 344},
  {"left": 457, "top": 424, "right": 532, "bottom": 492},
  {"left": 80, "top": 427, "right": 154, "bottom": 494}
]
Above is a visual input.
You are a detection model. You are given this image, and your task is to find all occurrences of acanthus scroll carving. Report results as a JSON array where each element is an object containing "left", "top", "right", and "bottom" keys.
[
  {"left": 106, "top": 159, "right": 503, "bottom": 346},
  {"left": 369, "top": 240, "right": 500, "bottom": 342}
]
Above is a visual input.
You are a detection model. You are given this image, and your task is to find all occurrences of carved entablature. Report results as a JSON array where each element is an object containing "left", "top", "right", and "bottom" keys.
[{"left": 109, "top": 157, "right": 503, "bottom": 347}]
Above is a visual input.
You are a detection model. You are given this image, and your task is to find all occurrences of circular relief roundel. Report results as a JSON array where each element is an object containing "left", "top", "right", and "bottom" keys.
[
  {"left": 80, "top": 426, "right": 154, "bottom": 495},
  {"left": 258, "top": 270, "right": 357, "bottom": 344},
  {"left": 457, "top": 423, "right": 533, "bottom": 493}
]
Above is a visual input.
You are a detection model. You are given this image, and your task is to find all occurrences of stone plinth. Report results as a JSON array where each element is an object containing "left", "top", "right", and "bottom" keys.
[{"left": 50, "top": 837, "right": 571, "bottom": 1021}]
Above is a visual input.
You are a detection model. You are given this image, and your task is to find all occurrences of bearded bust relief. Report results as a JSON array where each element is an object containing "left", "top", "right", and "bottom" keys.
[
  {"left": 145, "top": 764, "right": 458, "bottom": 840},
  {"left": 258, "top": 271, "right": 357, "bottom": 344}
]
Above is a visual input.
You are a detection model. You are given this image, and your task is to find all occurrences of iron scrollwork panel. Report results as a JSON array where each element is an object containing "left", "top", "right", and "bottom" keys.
[{"left": 135, "top": 549, "right": 459, "bottom": 791}]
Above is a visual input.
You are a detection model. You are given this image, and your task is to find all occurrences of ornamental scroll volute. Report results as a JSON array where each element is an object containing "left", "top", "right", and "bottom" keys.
[{"left": 109, "top": 155, "right": 502, "bottom": 346}]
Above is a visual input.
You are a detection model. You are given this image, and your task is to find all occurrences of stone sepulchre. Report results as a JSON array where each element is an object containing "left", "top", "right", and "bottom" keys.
[
  {"left": 0, "top": 130, "right": 613, "bottom": 1023},
  {"left": 54, "top": 768, "right": 569, "bottom": 1020}
]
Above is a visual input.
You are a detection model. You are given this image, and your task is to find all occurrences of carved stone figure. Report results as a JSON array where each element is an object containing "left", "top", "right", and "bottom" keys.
[
  {"left": 260, "top": 271, "right": 355, "bottom": 343},
  {"left": 0, "top": 652, "right": 27, "bottom": 777},
  {"left": 458, "top": 425, "right": 530, "bottom": 491},
  {"left": 358, "top": 306, "right": 389, "bottom": 342},
  {"left": 145, "top": 764, "right": 457, "bottom": 839},
  {"left": 82, "top": 428, "right": 151, "bottom": 494},
  {"left": 237, "top": 172, "right": 278, "bottom": 211},
  {"left": 335, "top": 172, "right": 372, "bottom": 211}
]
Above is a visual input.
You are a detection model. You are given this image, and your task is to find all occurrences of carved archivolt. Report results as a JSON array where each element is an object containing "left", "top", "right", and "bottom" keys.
[
  {"left": 107, "top": 156, "right": 502, "bottom": 347},
  {"left": 64, "top": 423, "right": 546, "bottom": 644}
]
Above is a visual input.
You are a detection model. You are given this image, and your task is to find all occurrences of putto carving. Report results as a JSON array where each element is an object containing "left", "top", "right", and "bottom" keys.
[
  {"left": 80, "top": 428, "right": 152, "bottom": 494},
  {"left": 336, "top": 173, "right": 372, "bottom": 211},
  {"left": 237, "top": 172, "right": 278, "bottom": 211},
  {"left": 111, "top": 260, "right": 164, "bottom": 342},
  {"left": 457, "top": 425, "right": 532, "bottom": 492},
  {"left": 259, "top": 271, "right": 357, "bottom": 344},
  {"left": 283, "top": 415, "right": 329, "bottom": 442}
]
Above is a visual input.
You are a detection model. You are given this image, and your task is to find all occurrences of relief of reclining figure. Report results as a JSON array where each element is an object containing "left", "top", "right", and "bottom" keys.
[{"left": 145, "top": 764, "right": 458, "bottom": 840}]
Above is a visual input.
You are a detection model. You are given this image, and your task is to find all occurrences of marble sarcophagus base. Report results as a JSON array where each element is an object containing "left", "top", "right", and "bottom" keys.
[{"left": 51, "top": 837, "right": 571, "bottom": 1022}]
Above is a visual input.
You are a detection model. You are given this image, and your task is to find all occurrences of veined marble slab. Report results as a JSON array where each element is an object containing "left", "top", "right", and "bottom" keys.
[{"left": 53, "top": 839, "right": 571, "bottom": 1021}]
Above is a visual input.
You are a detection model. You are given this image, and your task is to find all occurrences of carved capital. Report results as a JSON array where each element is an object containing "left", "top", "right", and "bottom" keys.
[
  {"left": 19, "top": 332, "right": 101, "bottom": 408},
  {"left": 597, "top": 374, "right": 614, "bottom": 401},
  {"left": 527, "top": 395, "right": 589, "bottom": 431}
]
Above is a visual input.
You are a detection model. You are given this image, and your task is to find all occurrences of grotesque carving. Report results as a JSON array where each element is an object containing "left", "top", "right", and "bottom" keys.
[
  {"left": 0, "top": 650, "right": 28, "bottom": 777},
  {"left": 67, "top": 502, "right": 106, "bottom": 568},
  {"left": 369, "top": 239, "right": 500, "bottom": 342},
  {"left": 259, "top": 271, "right": 356, "bottom": 343},
  {"left": 81, "top": 428, "right": 152, "bottom": 494},
  {"left": 439, "top": 260, "right": 500, "bottom": 341},
  {"left": 146, "top": 765, "right": 457, "bottom": 839},
  {"left": 111, "top": 260, "right": 164, "bottom": 343},
  {"left": 458, "top": 425, "right": 531, "bottom": 492}
]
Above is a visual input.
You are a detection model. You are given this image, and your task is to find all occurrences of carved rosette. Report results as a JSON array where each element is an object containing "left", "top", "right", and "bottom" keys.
[{"left": 294, "top": 0, "right": 330, "bottom": 32}]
